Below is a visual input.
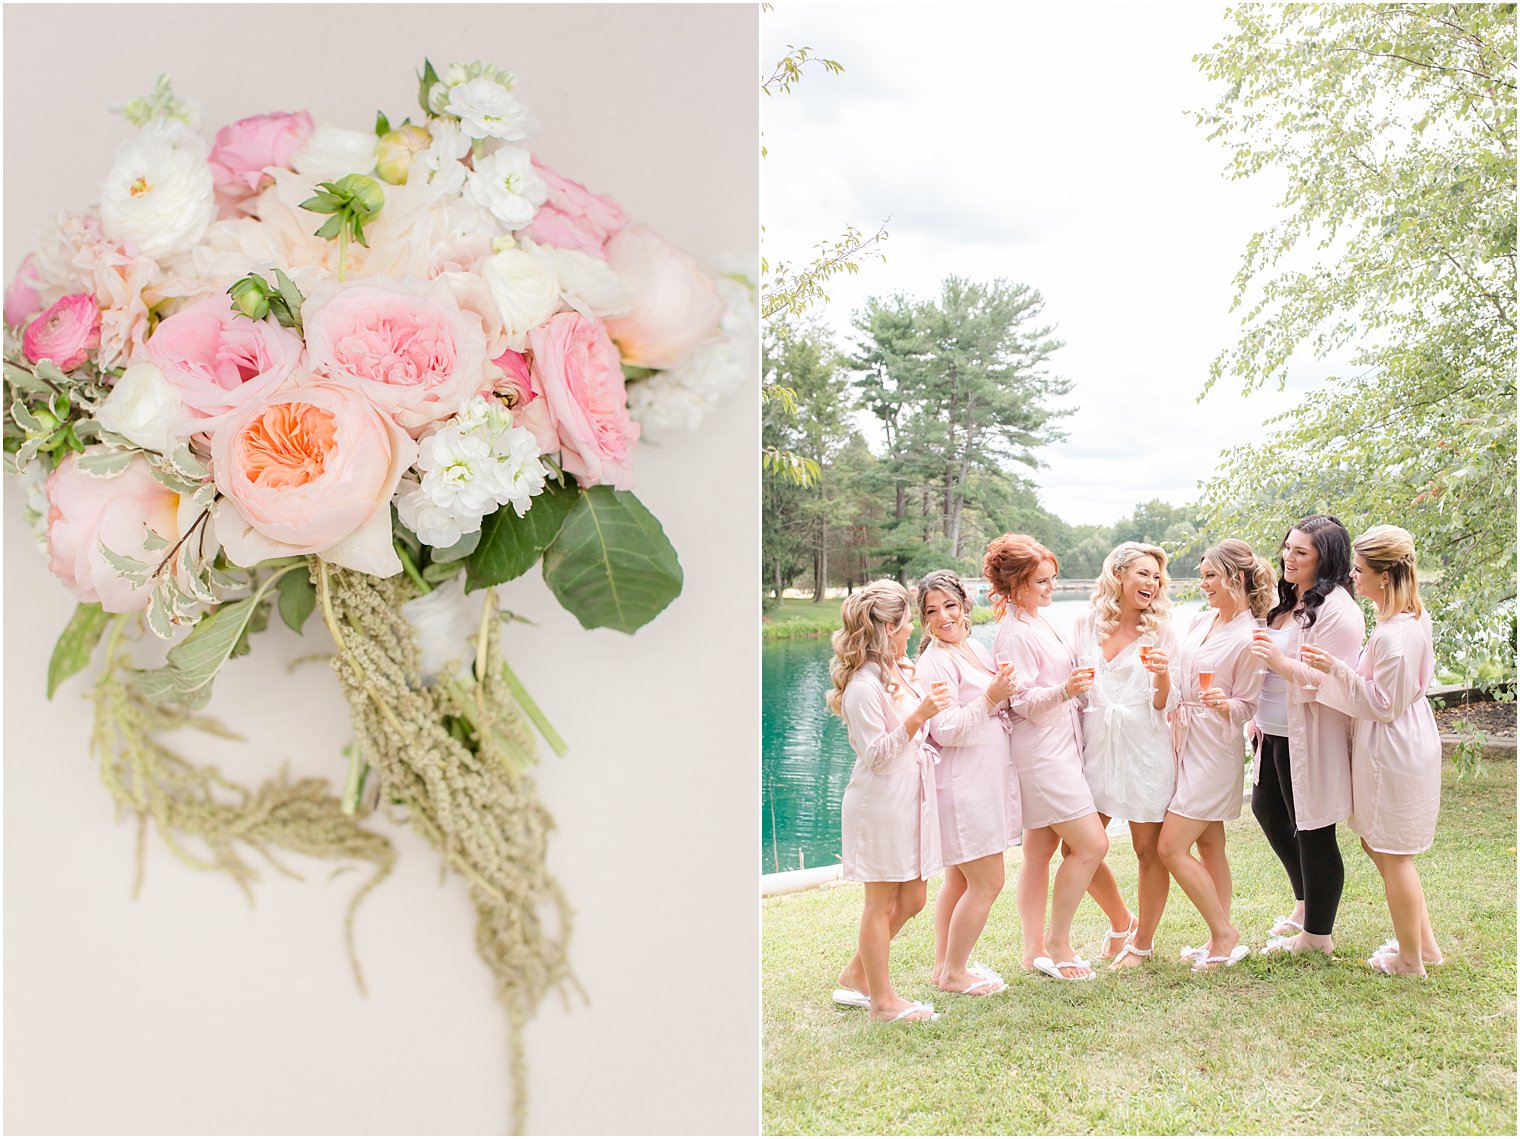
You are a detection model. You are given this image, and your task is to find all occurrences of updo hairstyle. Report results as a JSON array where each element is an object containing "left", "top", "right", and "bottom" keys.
[
  {"left": 827, "top": 580, "right": 912, "bottom": 716},
  {"left": 1201, "top": 538, "right": 1276, "bottom": 619},
  {"left": 983, "top": 533, "right": 1057, "bottom": 619}
]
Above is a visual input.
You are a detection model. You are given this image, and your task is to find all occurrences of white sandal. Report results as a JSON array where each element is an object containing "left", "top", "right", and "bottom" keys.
[
  {"left": 1109, "top": 941, "right": 1153, "bottom": 969},
  {"left": 1099, "top": 916, "right": 1139, "bottom": 960},
  {"left": 1269, "top": 914, "right": 1305, "bottom": 937}
]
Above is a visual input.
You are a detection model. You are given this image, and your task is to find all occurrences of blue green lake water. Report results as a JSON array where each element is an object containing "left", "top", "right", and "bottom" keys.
[{"left": 760, "top": 597, "right": 1203, "bottom": 874}]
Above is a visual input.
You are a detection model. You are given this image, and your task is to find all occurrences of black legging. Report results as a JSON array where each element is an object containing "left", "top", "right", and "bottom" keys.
[{"left": 1251, "top": 733, "right": 1343, "bottom": 936}]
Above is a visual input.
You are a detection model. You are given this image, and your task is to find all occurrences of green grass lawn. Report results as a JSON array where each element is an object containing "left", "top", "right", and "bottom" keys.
[
  {"left": 762, "top": 754, "right": 1516, "bottom": 1135},
  {"left": 763, "top": 598, "right": 997, "bottom": 641}
]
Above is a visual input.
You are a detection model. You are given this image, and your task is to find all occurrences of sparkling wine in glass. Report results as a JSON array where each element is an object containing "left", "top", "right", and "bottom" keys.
[
  {"left": 1298, "top": 631, "right": 1319, "bottom": 690},
  {"left": 1198, "top": 669, "right": 1215, "bottom": 708},
  {"left": 1252, "top": 618, "right": 1270, "bottom": 676}
]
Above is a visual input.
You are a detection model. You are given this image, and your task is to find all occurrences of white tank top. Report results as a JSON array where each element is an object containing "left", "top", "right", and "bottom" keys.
[{"left": 1253, "top": 623, "right": 1293, "bottom": 736}]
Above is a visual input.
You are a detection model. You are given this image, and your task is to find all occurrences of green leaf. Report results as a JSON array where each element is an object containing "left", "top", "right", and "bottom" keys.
[
  {"left": 540, "top": 486, "right": 683, "bottom": 633},
  {"left": 73, "top": 449, "right": 133, "bottom": 478},
  {"left": 130, "top": 567, "right": 295, "bottom": 708},
  {"left": 276, "top": 567, "right": 316, "bottom": 633},
  {"left": 418, "top": 58, "right": 440, "bottom": 115},
  {"left": 464, "top": 479, "right": 578, "bottom": 591},
  {"left": 299, "top": 192, "right": 345, "bottom": 213},
  {"left": 314, "top": 215, "right": 345, "bottom": 241},
  {"left": 47, "top": 603, "right": 109, "bottom": 698},
  {"left": 375, "top": 110, "right": 391, "bottom": 137}
]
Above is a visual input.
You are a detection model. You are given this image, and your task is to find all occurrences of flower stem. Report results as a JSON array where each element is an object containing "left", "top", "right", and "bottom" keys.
[
  {"left": 499, "top": 655, "right": 568, "bottom": 757},
  {"left": 395, "top": 541, "right": 431, "bottom": 594},
  {"left": 337, "top": 225, "right": 348, "bottom": 283}
]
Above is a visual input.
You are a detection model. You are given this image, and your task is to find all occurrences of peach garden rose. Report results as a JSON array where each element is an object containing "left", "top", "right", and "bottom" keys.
[{"left": 210, "top": 376, "right": 416, "bottom": 576}]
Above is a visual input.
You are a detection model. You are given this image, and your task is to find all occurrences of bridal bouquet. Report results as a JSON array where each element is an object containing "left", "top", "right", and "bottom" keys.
[{"left": 3, "top": 61, "right": 751, "bottom": 1134}]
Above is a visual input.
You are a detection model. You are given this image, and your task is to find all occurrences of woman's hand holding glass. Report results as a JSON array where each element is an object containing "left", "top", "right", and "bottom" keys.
[{"left": 985, "top": 662, "right": 1017, "bottom": 707}]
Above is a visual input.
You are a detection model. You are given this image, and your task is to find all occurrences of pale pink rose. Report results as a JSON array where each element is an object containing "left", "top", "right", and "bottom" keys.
[
  {"left": 23, "top": 294, "right": 102, "bottom": 371},
  {"left": 46, "top": 451, "right": 180, "bottom": 613},
  {"left": 520, "top": 157, "right": 627, "bottom": 258},
  {"left": 5, "top": 254, "right": 43, "bottom": 326},
  {"left": 302, "top": 276, "right": 490, "bottom": 435},
  {"left": 210, "top": 376, "right": 417, "bottom": 576},
  {"left": 147, "top": 295, "right": 305, "bottom": 433},
  {"left": 602, "top": 225, "right": 724, "bottom": 370},
  {"left": 209, "top": 111, "right": 314, "bottom": 212},
  {"left": 491, "top": 347, "right": 556, "bottom": 453},
  {"left": 527, "top": 313, "right": 639, "bottom": 490}
]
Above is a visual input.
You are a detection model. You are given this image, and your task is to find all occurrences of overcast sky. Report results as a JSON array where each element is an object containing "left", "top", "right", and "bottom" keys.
[{"left": 763, "top": 2, "right": 1342, "bottom": 527}]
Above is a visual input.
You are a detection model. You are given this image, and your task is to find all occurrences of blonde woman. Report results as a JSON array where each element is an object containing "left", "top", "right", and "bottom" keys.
[
  {"left": 1157, "top": 539, "right": 1273, "bottom": 970},
  {"left": 1070, "top": 542, "right": 1179, "bottom": 970},
  {"left": 827, "top": 580, "right": 955, "bottom": 1022},
  {"left": 914, "top": 570, "right": 1019, "bottom": 996},
  {"left": 985, "top": 534, "right": 1110, "bottom": 981},
  {"left": 1302, "top": 526, "right": 1444, "bottom": 977}
]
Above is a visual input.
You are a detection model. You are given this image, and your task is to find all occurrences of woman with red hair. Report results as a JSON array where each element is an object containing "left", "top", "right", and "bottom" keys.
[{"left": 985, "top": 534, "right": 1112, "bottom": 981}]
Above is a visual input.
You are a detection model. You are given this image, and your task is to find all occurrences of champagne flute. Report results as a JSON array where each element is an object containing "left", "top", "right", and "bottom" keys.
[
  {"left": 1197, "top": 668, "right": 1215, "bottom": 709},
  {"left": 1298, "top": 630, "right": 1318, "bottom": 691},
  {"left": 1252, "top": 618, "right": 1270, "bottom": 676}
]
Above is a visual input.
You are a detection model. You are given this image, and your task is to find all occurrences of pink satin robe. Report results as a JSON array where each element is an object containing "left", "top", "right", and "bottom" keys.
[{"left": 1170, "top": 609, "right": 1263, "bottom": 822}]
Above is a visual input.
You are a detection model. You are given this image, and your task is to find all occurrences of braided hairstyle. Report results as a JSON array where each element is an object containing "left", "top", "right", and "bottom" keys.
[
  {"left": 915, "top": 569, "right": 974, "bottom": 658},
  {"left": 1089, "top": 541, "right": 1172, "bottom": 642}
]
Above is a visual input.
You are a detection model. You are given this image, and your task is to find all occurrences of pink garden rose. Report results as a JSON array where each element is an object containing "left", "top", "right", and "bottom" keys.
[
  {"left": 5, "top": 254, "right": 43, "bottom": 326},
  {"left": 210, "top": 376, "right": 417, "bottom": 576},
  {"left": 601, "top": 224, "right": 724, "bottom": 370},
  {"left": 520, "top": 157, "right": 627, "bottom": 258},
  {"left": 46, "top": 451, "right": 180, "bottom": 613},
  {"left": 208, "top": 111, "right": 314, "bottom": 209},
  {"left": 491, "top": 347, "right": 556, "bottom": 453},
  {"left": 302, "top": 277, "right": 490, "bottom": 435},
  {"left": 527, "top": 312, "right": 639, "bottom": 490},
  {"left": 23, "top": 294, "right": 102, "bottom": 371},
  {"left": 147, "top": 296, "right": 305, "bottom": 433}
]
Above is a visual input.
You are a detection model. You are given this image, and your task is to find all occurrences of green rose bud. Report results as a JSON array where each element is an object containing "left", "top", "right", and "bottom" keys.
[
  {"left": 227, "top": 275, "right": 272, "bottom": 320},
  {"left": 375, "top": 125, "right": 433, "bottom": 185},
  {"left": 331, "top": 173, "right": 385, "bottom": 218}
]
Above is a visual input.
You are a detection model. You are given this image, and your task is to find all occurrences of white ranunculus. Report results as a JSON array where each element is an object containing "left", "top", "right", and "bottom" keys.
[
  {"left": 463, "top": 147, "right": 547, "bottom": 231},
  {"left": 292, "top": 125, "right": 378, "bottom": 179},
  {"left": 96, "top": 362, "right": 186, "bottom": 454},
  {"left": 526, "top": 241, "right": 634, "bottom": 319},
  {"left": 445, "top": 77, "right": 530, "bottom": 142},
  {"left": 98, "top": 135, "right": 216, "bottom": 260},
  {"left": 481, "top": 245, "right": 562, "bottom": 349}
]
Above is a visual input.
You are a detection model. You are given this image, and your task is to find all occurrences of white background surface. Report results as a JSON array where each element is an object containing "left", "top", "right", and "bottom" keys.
[{"left": 3, "top": 5, "right": 759, "bottom": 1134}]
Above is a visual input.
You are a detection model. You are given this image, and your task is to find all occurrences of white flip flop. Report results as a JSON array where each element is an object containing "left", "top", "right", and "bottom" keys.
[
  {"left": 830, "top": 987, "right": 870, "bottom": 1009},
  {"left": 1192, "top": 944, "right": 1250, "bottom": 971}
]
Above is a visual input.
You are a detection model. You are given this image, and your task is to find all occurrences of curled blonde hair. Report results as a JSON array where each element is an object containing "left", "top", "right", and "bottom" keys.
[
  {"left": 1090, "top": 542, "right": 1172, "bottom": 642},
  {"left": 1201, "top": 538, "right": 1276, "bottom": 618},
  {"left": 915, "top": 570, "right": 973, "bottom": 658},
  {"left": 827, "top": 580, "right": 911, "bottom": 716},
  {"left": 1354, "top": 525, "right": 1423, "bottom": 619}
]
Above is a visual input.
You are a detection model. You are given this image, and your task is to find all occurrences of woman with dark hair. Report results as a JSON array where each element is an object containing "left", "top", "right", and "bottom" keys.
[
  {"left": 914, "top": 570, "right": 1019, "bottom": 996},
  {"left": 826, "top": 580, "right": 955, "bottom": 1022},
  {"left": 1247, "top": 514, "right": 1363, "bottom": 956},
  {"left": 985, "top": 533, "right": 1113, "bottom": 981}
]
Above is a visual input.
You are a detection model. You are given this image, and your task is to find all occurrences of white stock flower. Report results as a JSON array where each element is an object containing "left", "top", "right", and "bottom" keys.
[
  {"left": 463, "top": 147, "right": 547, "bottom": 231},
  {"left": 96, "top": 362, "right": 185, "bottom": 454},
  {"left": 445, "top": 77, "right": 530, "bottom": 142},
  {"left": 98, "top": 134, "right": 216, "bottom": 260},
  {"left": 418, "top": 428, "right": 500, "bottom": 516},
  {"left": 394, "top": 396, "right": 551, "bottom": 547},
  {"left": 414, "top": 119, "right": 471, "bottom": 195},
  {"left": 395, "top": 477, "right": 475, "bottom": 549},
  {"left": 481, "top": 245, "right": 562, "bottom": 348},
  {"left": 292, "top": 125, "right": 378, "bottom": 178},
  {"left": 526, "top": 241, "right": 634, "bottom": 319}
]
